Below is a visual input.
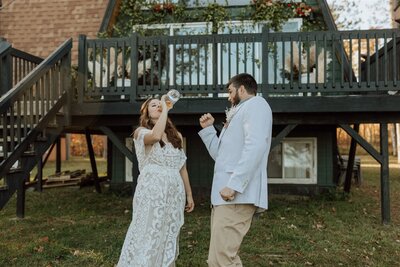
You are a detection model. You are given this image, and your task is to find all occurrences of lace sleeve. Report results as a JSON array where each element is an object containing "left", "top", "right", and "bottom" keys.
[
  {"left": 179, "top": 149, "right": 187, "bottom": 170},
  {"left": 133, "top": 128, "right": 151, "bottom": 165}
]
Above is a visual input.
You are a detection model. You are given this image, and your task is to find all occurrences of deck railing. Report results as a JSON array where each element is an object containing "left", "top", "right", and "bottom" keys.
[
  {"left": 77, "top": 28, "right": 400, "bottom": 102},
  {"left": 10, "top": 48, "right": 43, "bottom": 88},
  {"left": 360, "top": 35, "right": 400, "bottom": 91}
]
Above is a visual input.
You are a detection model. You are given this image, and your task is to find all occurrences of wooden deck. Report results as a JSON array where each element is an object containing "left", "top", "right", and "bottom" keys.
[
  {"left": 72, "top": 28, "right": 400, "bottom": 126},
  {"left": 69, "top": 94, "right": 400, "bottom": 128}
]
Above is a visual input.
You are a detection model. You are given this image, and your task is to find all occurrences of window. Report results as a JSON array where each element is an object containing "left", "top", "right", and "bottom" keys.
[
  {"left": 139, "top": 19, "right": 302, "bottom": 88},
  {"left": 145, "top": 0, "right": 180, "bottom": 4},
  {"left": 217, "top": 21, "right": 262, "bottom": 86},
  {"left": 148, "top": 1, "right": 303, "bottom": 8},
  {"left": 268, "top": 138, "right": 317, "bottom": 184},
  {"left": 141, "top": 22, "right": 213, "bottom": 87},
  {"left": 190, "top": 0, "right": 251, "bottom": 7}
]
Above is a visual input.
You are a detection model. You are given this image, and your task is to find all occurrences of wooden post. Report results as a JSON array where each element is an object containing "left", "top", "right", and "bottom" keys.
[
  {"left": 107, "top": 138, "right": 112, "bottom": 183},
  {"left": 77, "top": 35, "right": 87, "bottom": 104},
  {"left": 16, "top": 174, "right": 26, "bottom": 218},
  {"left": 0, "top": 41, "right": 12, "bottom": 96},
  {"left": 396, "top": 123, "right": 400, "bottom": 163},
  {"left": 212, "top": 34, "right": 218, "bottom": 97},
  {"left": 62, "top": 50, "right": 72, "bottom": 126},
  {"left": 390, "top": 123, "right": 396, "bottom": 156},
  {"left": 261, "top": 26, "right": 269, "bottom": 97},
  {"left": 56, "top": 137, "right": 61, "bottom": 173},
  {"left": 36, "top": 156, "right": 43, "bottom": 192},
  {"left": 344, "top": 124, "right": 359, "bottom": 193},
  {"left": 130, "top": 33, "right": 138, "bottom": 103},
  {"left": 85, "top": 130, "right": 102, "bottom": 193},
  {"left": 380, "top": 123, "right": 390, "bottom": 224},
  {"left": 33, "top": 141, "right": 56, "bottom": 190}
]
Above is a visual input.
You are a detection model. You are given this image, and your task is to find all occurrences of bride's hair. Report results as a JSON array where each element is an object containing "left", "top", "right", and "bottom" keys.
[{"left": 138, "top": 97, "right": 183, "bottom": 149}]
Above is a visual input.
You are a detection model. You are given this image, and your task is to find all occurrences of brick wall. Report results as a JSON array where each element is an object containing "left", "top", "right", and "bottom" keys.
[{"left": 0, "top": 0, "right": 109, "bottom": 64}]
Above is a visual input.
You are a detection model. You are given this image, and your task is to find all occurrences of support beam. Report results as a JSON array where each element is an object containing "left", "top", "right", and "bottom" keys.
[
  {"left": 99, "top": 126, "right": 135, "bottom": 162},
  {"left": 271, "top": 124, "right": 298, "bottom": 149},
  {"left": 34, "top": 141, "right": 56, "bottom": 185},
  {"left": 85, "top": 130, "right": 102, "bottom": 193},
  {"left": 344, "top": 124, "right": 359, "bottom": 193},
  {"left": 340, "top": 123, "right": 391, "bottom": 224},
  {"left": 340, "top": 124, "right": 382, "bottom": 163},
  {"left": 380, "top": 123, "right": 390, "bottom": 224}
]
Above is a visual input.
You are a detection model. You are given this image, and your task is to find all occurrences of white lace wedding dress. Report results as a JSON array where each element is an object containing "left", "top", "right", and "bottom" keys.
[{"left": 117, "top": 128, "right": 187, "bottom": 267}]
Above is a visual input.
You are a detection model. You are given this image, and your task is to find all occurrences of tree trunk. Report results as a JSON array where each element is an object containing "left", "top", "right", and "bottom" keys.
[
  {"left": 391, "top": 123, "right": 397, "bottom": 156},
  {"left": 396, "top": 123, "right": 400, "bottom": 163}
]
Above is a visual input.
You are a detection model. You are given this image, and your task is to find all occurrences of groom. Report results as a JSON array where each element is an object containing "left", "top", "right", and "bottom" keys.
[{"left": 198, "top": 73, "right": 272, "bottom": 267}]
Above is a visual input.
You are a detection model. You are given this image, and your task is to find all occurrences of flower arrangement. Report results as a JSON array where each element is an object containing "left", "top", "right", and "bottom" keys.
[
  {"left": 293, "top": 3, "right": 313, "bottom": 17},
  {"left": 224, "top": 106, "right": 238, "bottom": 127},
  {"left": 152, "top": 2, "right": 176, "bottom": 14},
  {"left": 252, "top": 0, "right": 313, "bottom": 17}
]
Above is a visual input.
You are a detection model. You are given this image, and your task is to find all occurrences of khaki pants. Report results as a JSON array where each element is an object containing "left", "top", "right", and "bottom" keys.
[{"left": 207, "top": 204, "right": 256, "bottom": 267}]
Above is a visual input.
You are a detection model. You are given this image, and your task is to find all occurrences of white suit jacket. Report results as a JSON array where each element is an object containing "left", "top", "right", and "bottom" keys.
[{"left": 198, "top": 96, "right": 272, "bottom": 210}]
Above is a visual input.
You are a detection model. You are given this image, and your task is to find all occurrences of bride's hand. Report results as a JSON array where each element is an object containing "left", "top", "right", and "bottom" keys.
[
  {"left": 185, "top": 195, "right": 194, "bottom": 213},
  {"left": 160, "top": 94, "right": 171, "bottom": 111}
]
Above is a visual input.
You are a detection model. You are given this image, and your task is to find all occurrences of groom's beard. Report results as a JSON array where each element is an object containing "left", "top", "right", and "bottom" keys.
[{"left": 231, "top": 94, "right": 240, "bottom": 106}]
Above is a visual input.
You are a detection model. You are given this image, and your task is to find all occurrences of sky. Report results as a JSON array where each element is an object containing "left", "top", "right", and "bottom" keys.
[{"left": 326, "top": 0, "right": 393, "bottom": 30}]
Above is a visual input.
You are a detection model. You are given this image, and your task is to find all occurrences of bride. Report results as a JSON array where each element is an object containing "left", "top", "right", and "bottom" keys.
[{"left": 117, "top": 95, "right": 195, "bottom": 267}]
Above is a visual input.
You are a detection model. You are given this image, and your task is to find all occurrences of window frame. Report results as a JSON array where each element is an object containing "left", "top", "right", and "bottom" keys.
[{"left": 268, "top": 137, "right": 317, "bottom": 184}]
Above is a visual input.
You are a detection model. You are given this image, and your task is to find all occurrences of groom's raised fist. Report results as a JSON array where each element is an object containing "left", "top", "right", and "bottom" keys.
[{"left": 199, "top": 113, "right": 215, "bottom": 128}]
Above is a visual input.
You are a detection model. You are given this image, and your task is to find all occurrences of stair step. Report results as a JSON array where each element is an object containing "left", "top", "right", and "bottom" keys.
[
  {"left": 47, "top": 123, "right": 59, "bottom": 128},
  {"left": 36, "top": 135, "right": 48, "bottom": 142},
  {"left": 23, "top": 151, "right": 36, "bottom": 157},
  {"left": 0, "top": 185, "right": 9, "bottom": 191},
  {"left": 7, "top": 167, "right": 23, "bottom": 174},
  {"left": 0, "top": 149, "right": 36, "bottom": 157}
]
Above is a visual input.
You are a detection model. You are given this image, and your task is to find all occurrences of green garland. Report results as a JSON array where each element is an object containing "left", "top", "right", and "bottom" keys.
[{"left": 108, "top": 0, "right": 326, "bottom": 37}]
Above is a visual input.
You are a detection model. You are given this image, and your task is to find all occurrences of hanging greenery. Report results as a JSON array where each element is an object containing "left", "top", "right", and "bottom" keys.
[
  {"left": 109, "top": 0, "right": 326, "bottom": 37},
  {"left": 201, "top": 3, "right": 229, "bottom": 33}
]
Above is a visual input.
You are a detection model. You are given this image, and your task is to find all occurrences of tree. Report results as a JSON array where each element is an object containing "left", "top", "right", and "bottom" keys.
[{"left": 327, "top": 0, "right": 392, "bottom": 30}]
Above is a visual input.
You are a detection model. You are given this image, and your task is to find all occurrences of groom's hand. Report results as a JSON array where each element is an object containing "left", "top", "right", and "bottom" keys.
[
  {"left": 199, "top": 113, "right": 215, "bottom": 128},
  {"left": 220, "top": 187, "right": 236, "bottom": 202}
]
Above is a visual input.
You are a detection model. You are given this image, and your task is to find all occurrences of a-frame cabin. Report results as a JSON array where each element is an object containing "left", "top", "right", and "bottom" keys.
[{"left": 0, "top": 0, "right": 398, "bottom": 224}]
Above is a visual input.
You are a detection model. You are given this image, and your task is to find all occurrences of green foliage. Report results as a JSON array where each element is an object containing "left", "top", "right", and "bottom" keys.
[
  {"left": 251, "top": 0, "right": 295, "bottom": 31},
  {"left": 112, "top": 0, "right": 326, "bottom": 37},
  {"left": 1, "top": 155, "right": 400, "bottom": 266},
  {"left": 201, "top": 3, "right": 229, "bottom": 33}
]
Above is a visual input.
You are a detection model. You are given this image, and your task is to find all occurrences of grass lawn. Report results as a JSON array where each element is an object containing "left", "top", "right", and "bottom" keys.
[{"left": 1, "top": 155, "right": 400, "bottom": 266}]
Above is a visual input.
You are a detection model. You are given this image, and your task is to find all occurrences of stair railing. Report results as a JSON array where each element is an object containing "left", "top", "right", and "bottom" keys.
[
  {"left": 0, "top": 40, "right": 43, "bottom": 96},
  {"left": 0, "top": 38, "right": 72, "bottom": 178}
]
